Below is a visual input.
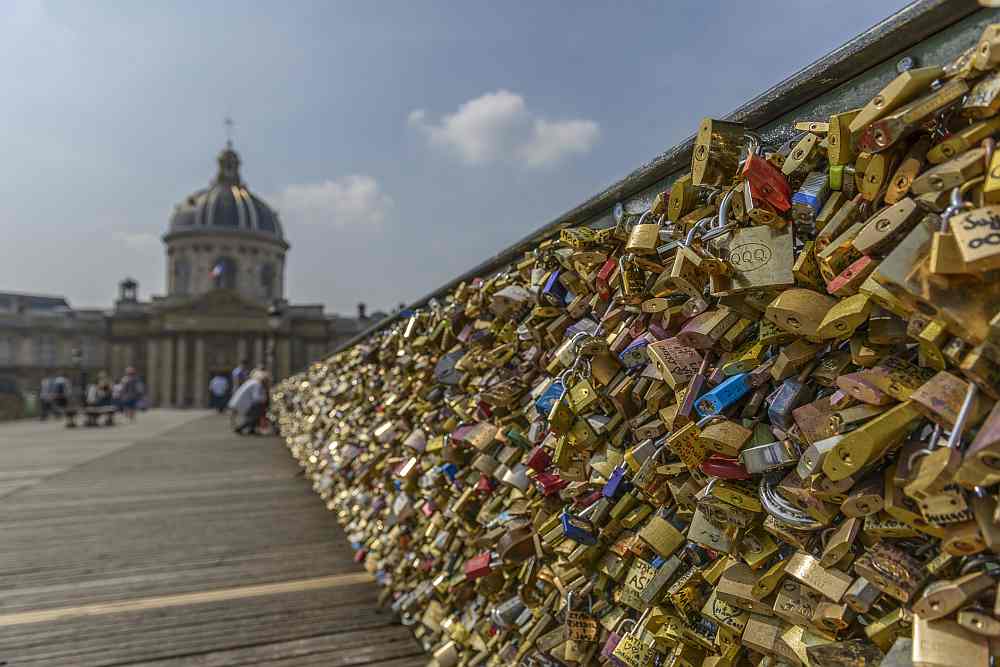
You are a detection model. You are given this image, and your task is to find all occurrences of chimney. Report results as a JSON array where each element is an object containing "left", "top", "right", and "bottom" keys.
[{"left": 358, "top": 302, "right": 367, "bottom": 320}]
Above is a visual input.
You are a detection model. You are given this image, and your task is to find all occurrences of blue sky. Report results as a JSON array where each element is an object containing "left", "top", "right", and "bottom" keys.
[{"left": 0, "top": 0, "right": 908, "bottom": 315}]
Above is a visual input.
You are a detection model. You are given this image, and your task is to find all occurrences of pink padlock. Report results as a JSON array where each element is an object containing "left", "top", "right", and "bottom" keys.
[{"left": 600, "top": 618, "right": 635, "bottom": 666}]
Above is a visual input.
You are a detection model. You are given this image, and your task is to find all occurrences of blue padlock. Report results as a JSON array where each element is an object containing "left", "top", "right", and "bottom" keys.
[
  {"left": 560, "top": 510, "right": 598, "bottom": 545},
  {"left": 439, "top": 463, "right": 458, "bottom": 482},
  {"left": 618, "top": 338, "right": 649, "bottom": 369},
  {"left": 541, "top": 270, "right": 568, "bottom": 306},
  {"left": 602, "top": 465, "right": 630, "bottom": 498},
  {"left": 535, "top": 380, "right": 565, "bottom": 417},
  {"left": 790, "top": 171, "right": 829, "bottom": 221},
  {"left": 695, "top": 373, "right": 751, "bottom": 417}
]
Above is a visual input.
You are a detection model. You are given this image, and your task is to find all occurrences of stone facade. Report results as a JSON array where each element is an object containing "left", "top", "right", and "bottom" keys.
[{"left": 0, "top": 144, "right": 374, "bottom": 407}]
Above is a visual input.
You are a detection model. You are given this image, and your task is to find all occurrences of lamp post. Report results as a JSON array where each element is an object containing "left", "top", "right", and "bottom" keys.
[
  {"left": 71, "top": 346, "right": 84, "bottom": 406},
  {"left": 267, "top": 301, "right": 283, "bottom": 378}
]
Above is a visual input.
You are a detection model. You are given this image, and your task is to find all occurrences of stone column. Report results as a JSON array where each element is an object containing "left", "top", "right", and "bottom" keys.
[
  {"left": 277, "top": 338, "right": 291, "bottom": 381},
  {"left": 160, "top": 337, "right": 173, "bottom": 408},
  {"left": 146, "top": 339, "right": 158, "bottom": 407},
  {"left": 254, "top": 337, "right": 264, "bottom": 369},
  {"left": 236, "top": 338, "right": 248, "bottom": 365},
  {"left": 194, "top": 337, "right": 206, "bottom": 408},
  {"left": 176, "top": 335, "right": 188, "bottom": 407}
]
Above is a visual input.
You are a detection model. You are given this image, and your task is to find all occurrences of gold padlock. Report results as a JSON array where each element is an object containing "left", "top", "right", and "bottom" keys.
[{"left": 692, "top": 118, "right": 744, "bottom": 187}]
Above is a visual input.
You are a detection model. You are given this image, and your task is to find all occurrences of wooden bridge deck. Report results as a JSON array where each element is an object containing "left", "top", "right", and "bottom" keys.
[{"left": 0, "top": 412, "right": 424, "bottom": 667}]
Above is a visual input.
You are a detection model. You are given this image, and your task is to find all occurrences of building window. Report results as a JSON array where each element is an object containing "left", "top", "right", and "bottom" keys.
[
  {"left": 174, "top": 257, "right": 191, "bottom": 295},
  {"left": 0, "top": 337, "right": 12, "bottom": 365},
  {"left": 261, "top": 263, "right": 275, "bottom": 299},
  {"left": 36, "top": 335, "right": 56, "bottom": 366},
  {"left": 211, "top": 256, "right": 238, "bottom": 290}
]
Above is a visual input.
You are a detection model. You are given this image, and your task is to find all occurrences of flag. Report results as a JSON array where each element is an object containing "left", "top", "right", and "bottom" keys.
[{"left": 210, "top": 263, "right": 224, "bottom": 279}]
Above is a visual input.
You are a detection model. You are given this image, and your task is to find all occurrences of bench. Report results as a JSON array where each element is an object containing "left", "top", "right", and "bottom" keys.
[{"left": 65, "top": 406, "right": 116, "bottom": 428}]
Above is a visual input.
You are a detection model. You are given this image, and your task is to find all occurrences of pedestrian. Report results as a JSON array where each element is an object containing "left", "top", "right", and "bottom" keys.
[
  {"left": 119, "top": 367, "right": 144, "bottom": 422},
  {"left": 231, "top": 359, "right": 250, "bottom": 390},
  {"left": 39, "top": 376, "right": 53, "bottom": 420},
  {"left": 50, "top": 375, "right": 70, "bottom": 416},
  {"left": 208, "top": 373, "right": 229, "bottom": 413},
  {"left": 228, "top": 369, "right": 269, "bottom": 435},
  {"left": 111, "top": 381, "right": 123, "bottom": 411}
]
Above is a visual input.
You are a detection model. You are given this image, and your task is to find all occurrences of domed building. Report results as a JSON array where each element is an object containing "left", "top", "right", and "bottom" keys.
[
  {"left": 98, "top": 142, "right": 369, "bottom": 407},
  {"left": 0, "top": 142, "right": 374, "bottom": 410}
]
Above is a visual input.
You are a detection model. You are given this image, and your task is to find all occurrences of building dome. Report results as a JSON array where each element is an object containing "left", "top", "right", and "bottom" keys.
[
  {"left": 162, "top": 142, "right": 289, "bottom": 303},
  {"left": 166, "top": 144, "right": 285, "bottom": 243}
]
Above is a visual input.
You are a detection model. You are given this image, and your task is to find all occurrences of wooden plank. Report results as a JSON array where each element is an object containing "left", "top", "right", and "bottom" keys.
[
  {"left": 0, "top": 413, "right": 425, "bottom": 666},
  {"left": 0, "top": 573, "right": 374, "bottom": 627}
]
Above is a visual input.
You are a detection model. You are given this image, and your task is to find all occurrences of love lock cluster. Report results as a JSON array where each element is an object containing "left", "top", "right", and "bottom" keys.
[{"left": 273, "top": 22, "right": 1000, "bottom": 667}]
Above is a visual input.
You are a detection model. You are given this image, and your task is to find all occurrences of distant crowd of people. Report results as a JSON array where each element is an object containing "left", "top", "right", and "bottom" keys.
[
  {"left": 39, "top": 367, "right": 145, "bottom": 421},
  {"left": 39, "top": 360, "right": 269, "bottom": 434},
  {"left": 208, "top": 359, "right": 272, "bottom": 436}
]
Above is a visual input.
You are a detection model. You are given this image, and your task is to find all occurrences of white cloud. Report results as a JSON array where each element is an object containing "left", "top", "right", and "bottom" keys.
[
  {"left": 112, "top": 231, "right": 160, "bottom": 250},
  {"left": 272, "top": 175, "right": 393, "bottom": 229},
  {"left": 409, "top": 90, "right": 599, "bottom": 168},
  {"left": 518, "top": 119, "right": 601, "bottom": 168}
]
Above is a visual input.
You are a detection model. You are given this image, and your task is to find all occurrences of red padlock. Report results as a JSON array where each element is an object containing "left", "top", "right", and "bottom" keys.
[
  {"left": 475, "top": 401, "right": 493, "bottom": 420},
  {"left": 525, "top": 445, "right": 552, "bottom": 472},
  {"left": 700, "top": 454, "right": 751, "bottom": 480},
  {"left": 743, "top": 153, "right": 791, "bottom": 212},
  {"left": 534, "top": 471, "right": 569, "bottom": 496},
  {"left": 826, "top": 255, "right": 877, "bottom": 296},
  {"left": 596, "top": 257, "right": 618, "bottom": 299},
  {"left": 574, "top": 488, "right": 603, "bottom": 508},
  {"left": 475, "top": 474, "right": 495, "bottom": 494},
  {"left": 464, "top": 551, "right": 493, "bottom": 579}
]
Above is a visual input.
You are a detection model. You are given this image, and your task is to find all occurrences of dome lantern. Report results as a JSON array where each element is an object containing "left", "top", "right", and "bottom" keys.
[{"left": 216, "top": 145, "right": 242, "bottom": 187}]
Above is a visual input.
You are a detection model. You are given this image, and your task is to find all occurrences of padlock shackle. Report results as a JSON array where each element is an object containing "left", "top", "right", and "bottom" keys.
[
  {"left": 758, "top": 475, "right": 824, "bottom": 530},
  {"left": 941, "top": 185, "right": 977, "bottom": 231},
  {"left": 613, "top": 617, "right": 636, "bottom": 633},
  {"left": 946, "top": 381, "right": 979, "bottom": 450},
  {"left": 907, "top": 447, "right": 935, "bottom": 470},
  {"left": 696, "top": 413, "right": 726, "bottom": 428}
]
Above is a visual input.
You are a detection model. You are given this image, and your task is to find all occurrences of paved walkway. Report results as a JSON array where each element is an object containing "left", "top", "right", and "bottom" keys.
[{"left": 0, "top": 412, "right": 424, "bottom": 666}]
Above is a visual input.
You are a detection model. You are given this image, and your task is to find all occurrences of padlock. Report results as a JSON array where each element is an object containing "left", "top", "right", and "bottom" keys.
[
  {"left": 692, "top": 118, "right": 745, "bottom": 187},
  {"left": 911, "top": 615, "right": 989, "bottom": 667},
  {"left": 859, "top": 78, "right": 969, "bottom": 153},
  {"left": 626, "top": 211, "right": 663, "bottom": 256}
]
